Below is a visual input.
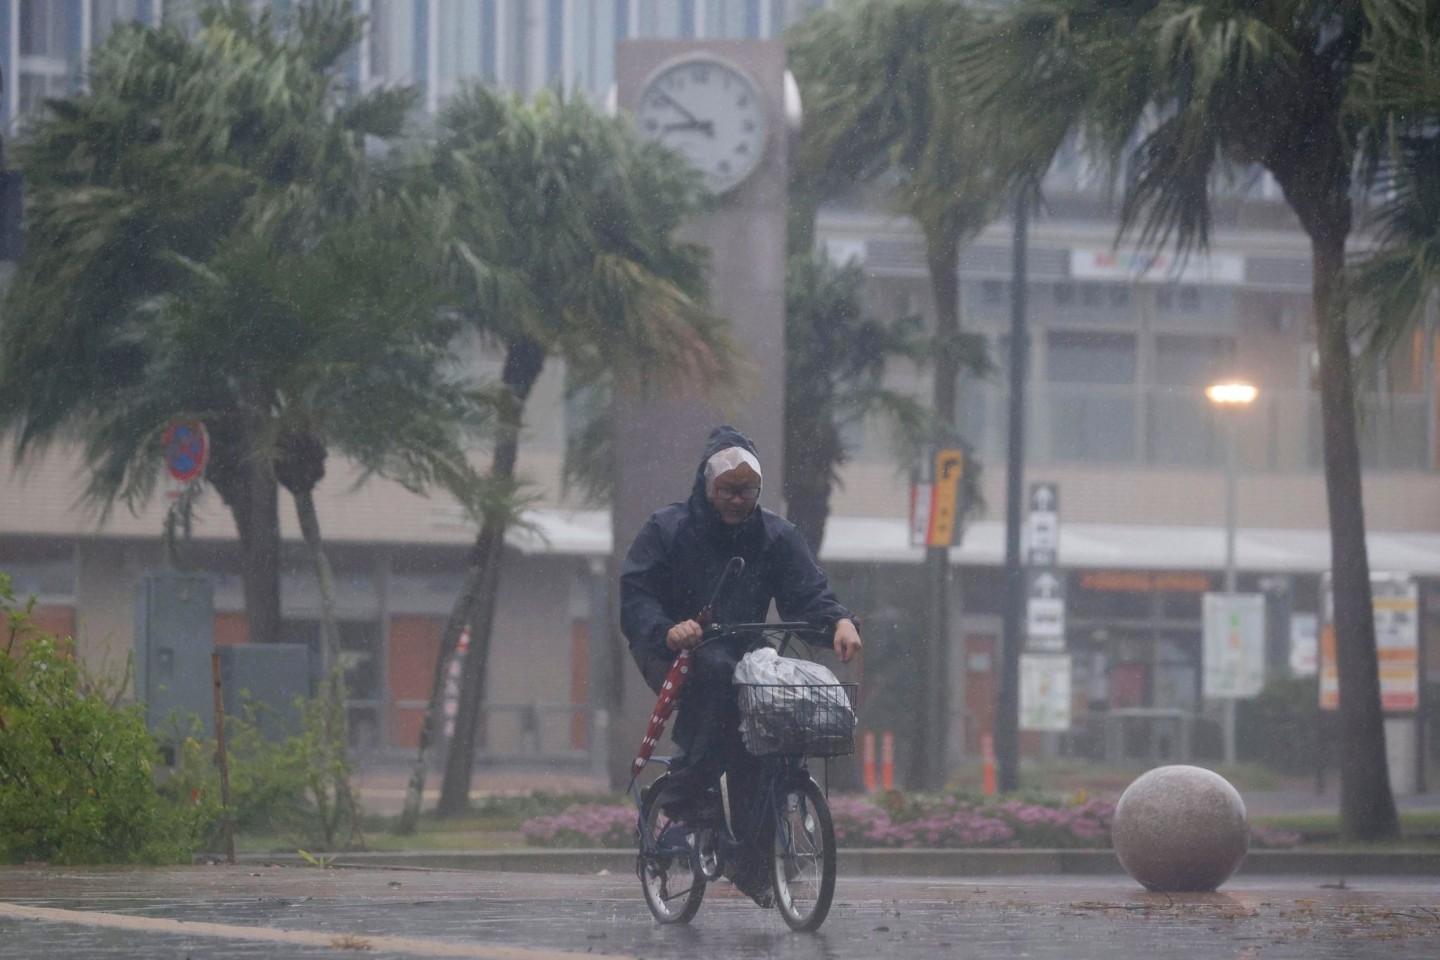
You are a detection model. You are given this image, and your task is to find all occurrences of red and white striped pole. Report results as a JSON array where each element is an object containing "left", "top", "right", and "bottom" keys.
[
  {"left": 881, "top": 731, "right": 895, "bottom": 791},
  {"left": 862, "top": 731, "right": 877, "bottom": 792}
]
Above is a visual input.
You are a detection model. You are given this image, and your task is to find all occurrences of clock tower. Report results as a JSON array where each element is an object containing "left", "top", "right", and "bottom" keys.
[{"left": 606, "top": 39, "right": 793, "bottom": 785}]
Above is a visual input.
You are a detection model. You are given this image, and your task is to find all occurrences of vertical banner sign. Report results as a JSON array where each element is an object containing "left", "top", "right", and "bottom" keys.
[
  {"left": 1202, "top": 593, "right": 1266, "bottom": 699},
  {"left": 1027, "top": 482, "right": 1060, "bottom": 567},
  {"left": 1020, "top": 653, "right": 1071, "bottom": 731},
  {"left": 1025, "top": 482, "right": 1065, "bottom": 652},
  {"left": 927, "top": 448, "right": 965, "bottom": 547},
  {"left": 911, "top": 448, "right": 965, "bottom": 548},
  {"left": 1321, "top": 574, "right": 1419, "bottom": 711},
  {"left": 1025, "top": 568, "right": 1067, "bottom": 651}
]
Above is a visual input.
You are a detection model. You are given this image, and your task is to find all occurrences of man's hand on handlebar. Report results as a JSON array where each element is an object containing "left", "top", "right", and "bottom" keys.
[
  {"left": 665, "top": 619, "right": 704, "bottom": 651},
  {"left": 833, "top": 619, "right": 861, "bottom": 664}
]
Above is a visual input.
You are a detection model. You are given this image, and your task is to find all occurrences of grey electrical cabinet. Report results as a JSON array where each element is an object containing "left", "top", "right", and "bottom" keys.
[
  {"left": 217, "top": 643, "right": 311, "bottom": 740},
  {"left": 134, "top": 571, "right": 215, "bottom": 738}
]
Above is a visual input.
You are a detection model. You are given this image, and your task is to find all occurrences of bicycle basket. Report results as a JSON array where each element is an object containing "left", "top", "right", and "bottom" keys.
[{"left": 736, "top": 682, "right": 858, "bottom": 758}]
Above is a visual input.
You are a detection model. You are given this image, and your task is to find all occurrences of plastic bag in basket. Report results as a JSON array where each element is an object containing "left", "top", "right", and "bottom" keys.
[{"left": 733, "top": 647, "right": 855, "bottom": 756}]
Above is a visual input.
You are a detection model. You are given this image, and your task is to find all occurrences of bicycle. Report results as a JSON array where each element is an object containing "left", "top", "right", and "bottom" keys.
[{"left": 631, "top": 620, "right": 857, "bottom": 932}]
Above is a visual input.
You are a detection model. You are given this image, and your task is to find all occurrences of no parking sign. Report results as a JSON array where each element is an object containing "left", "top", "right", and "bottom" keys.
[{"left": 162, "top": 420, "right": 209, "bottom": 498}]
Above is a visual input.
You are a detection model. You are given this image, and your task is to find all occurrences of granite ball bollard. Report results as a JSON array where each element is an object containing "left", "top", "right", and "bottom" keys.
[{"left": 1111, "top": 765, "right": 1250, "bottom": 892}]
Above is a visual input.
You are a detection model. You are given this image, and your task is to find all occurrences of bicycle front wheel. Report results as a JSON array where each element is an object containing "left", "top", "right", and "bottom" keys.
[
  {"left": 771, "top": 777, "right": 836, "bottom": 932},
  {"left": 638, "top": 775, "right": 706, "bottom": 924}
]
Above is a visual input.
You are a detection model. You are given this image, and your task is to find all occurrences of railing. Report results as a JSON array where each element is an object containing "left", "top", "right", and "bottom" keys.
[
  {"left": 944, "top": 384, "right": 1435, "bottom": 473},
  {"left": 388, "top": 698, "right": 609, "bottom": 773}
]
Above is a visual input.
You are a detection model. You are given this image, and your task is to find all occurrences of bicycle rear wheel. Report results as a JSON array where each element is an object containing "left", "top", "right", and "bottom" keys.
[
  {"left": 638, "top": 774, "right": 706, "bottom": 924},
  {"left": 771, "top": 776, "right": 836, "bottom": 932}
]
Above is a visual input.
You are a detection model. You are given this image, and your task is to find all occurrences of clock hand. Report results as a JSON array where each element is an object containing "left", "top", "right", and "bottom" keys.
[
  {"left": 656, "top": 90, "right": 702, "bottom": 126},
  {"left": 663, "top": 120, "right": 715, "bottom": 136}
]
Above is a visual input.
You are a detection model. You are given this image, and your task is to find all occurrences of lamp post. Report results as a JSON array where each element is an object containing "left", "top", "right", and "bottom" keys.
[{"left": 1206, "top": 380, "right": 1257, "bottom": 765}]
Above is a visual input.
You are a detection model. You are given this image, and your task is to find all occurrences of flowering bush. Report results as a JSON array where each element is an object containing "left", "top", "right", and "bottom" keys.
[
  {"left": 518, "top": 792, "right": 1301, "bottom": 850},
  {"left": 521, "top": 803, "right": 637, "bottom": 848},
  {"left": 831, "top": 794, "right": 1113, "bottom": 849}
]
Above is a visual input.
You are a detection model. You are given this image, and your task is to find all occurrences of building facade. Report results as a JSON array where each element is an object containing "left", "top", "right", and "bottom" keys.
[{"left": 2, "top": 0, "right": 1437, "bottom": 788}]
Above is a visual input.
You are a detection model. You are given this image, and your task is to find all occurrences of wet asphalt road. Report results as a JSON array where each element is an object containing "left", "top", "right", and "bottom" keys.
[{"left": 2, "top": 865, "right": 1438, "bottom": 960}]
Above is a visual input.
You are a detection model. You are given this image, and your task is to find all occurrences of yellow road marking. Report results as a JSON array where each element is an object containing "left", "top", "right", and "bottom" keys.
[{"left": 0, "top": 901, "right": 636, "bottom": 960}]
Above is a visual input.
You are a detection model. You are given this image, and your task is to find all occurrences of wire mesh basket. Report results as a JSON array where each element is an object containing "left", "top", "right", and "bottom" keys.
[{"left": 736, "top": 682, "right": 858, "bottom": 758}]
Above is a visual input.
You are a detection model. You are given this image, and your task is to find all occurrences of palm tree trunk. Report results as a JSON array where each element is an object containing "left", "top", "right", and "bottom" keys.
[
  {"left": 208, "top": 419, "right": 283, "bottom": 646},
  {"left": 434, "top": 335, "right": 547, "bottom": 819},
  {"left": 291, "top": 484, "right": 361, "bottom": 848},
  {"left": 1310, "top": 228, "right": 1401, "bottom": 842},
  {"left": 395, "top": 563, "right": 483, "bottom": 834},
  {"left": 913, "top": 225, "right": 961, "bottom": 792},
  {"left": 783, "top": 455, "right": 835, "bottom": 558}
]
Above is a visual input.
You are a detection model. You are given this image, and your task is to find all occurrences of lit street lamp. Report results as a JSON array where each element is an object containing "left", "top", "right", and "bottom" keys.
[{"left": 1206, "top": 380, "right": 1258, "bottom": 765}]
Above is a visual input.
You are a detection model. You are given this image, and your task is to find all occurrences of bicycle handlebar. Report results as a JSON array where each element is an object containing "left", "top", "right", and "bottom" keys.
[{"left": 694, "top": 621, "right": 828, "bottom": 657}]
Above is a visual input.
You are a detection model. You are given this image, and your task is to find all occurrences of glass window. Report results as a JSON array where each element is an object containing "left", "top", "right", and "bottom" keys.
[
  {"left": 1155, "top": 336, "right": 1235, "bottom": 386},
  {"left": 1047, "top": 332, "right": 1136, "bottom": 384},
  {"left": 21, "top": 0, "right": 71, "bottom": 57},
  {"left": 437, "top": 2, "right": 486, "bottom": 94},
  {"left": 368, "top": 0, "right": 417, "bottom": 85},
  {"left": 1046, "top": 332, "right": 1136, "bottom": 461}
]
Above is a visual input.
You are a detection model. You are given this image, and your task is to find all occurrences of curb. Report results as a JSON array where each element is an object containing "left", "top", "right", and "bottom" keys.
[{"left": 234, "top": 848, "right": 1440, "bottom": 877}]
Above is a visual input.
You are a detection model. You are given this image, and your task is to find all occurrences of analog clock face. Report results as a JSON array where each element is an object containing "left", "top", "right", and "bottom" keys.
[{"left": 635, "top": 58, "right": 768, "bottom": 193}]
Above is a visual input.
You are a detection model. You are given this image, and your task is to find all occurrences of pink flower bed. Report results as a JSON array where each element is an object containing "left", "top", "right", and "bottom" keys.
[
  {"left": 520, "top": 795, "right": 1301, "bottom": 850},
  {"left": 521, "top": 803, "right": 637, "bottom": 848}
]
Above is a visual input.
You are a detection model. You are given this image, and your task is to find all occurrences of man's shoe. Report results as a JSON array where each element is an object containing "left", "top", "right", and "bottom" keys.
[{"left": 731, "top": 862, "right": 774, "bottom": 909}]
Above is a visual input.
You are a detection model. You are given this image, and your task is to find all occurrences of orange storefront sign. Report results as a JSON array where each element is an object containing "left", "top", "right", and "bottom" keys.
[{"left": 1080, "top": 571, "right": 1214, "bottom": 593}]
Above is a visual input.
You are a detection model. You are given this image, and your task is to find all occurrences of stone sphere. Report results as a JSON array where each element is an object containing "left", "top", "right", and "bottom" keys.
[{"left": 1111, "top": 765, "right": 1249, "bottom": 892}]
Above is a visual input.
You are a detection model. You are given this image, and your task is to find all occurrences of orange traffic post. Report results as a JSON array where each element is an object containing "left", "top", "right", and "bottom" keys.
[
  {"left": 862, "top": 731, "right": 877, "bottom": 792},
  {"left": 981, "top": 732, "right": 997, "bottom": 796},
  {"left": 881, "top": 731, "right": 895, "bottom": 791}
]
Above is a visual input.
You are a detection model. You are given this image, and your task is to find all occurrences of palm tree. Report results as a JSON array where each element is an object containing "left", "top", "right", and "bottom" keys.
[
  {"left": 0, "top": 2, "right": 497, "bottom": 846},
  {"left": 1348, "top": 7, "right": 1440, "bottom": 359},
  {"left": 789, "top": 0, "right": 1007, "bottom": 789},
  {"left": 0, "top": 0, "right": 422, "bottom": 651},
  {"left": 396, "top": 84, "right": 740, "bottom": 826},
  {"left": 949, "top": 0, "right": 1434, "bottom": 840},
  {"left": 122, "top": 204, "right": 493, "bottom": 846},
  {"left": 784, "top": 250, "right": 944, "bottom": 556}
]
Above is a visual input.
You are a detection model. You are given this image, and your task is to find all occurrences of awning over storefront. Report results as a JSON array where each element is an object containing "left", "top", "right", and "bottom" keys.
[{"left": 514, "top": 509, "right": 1440, "bottom": 576}]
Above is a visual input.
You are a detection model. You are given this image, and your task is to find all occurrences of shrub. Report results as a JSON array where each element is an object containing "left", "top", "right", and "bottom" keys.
[
  {"left": 159, "top": 695, "right": 363, "bottom": 852},
  {"left": 1236, "top": 674, "right": 1321, "bottom": 776},
  {"left": 0, "top": 576, "right": 205, "bottom": 864}
]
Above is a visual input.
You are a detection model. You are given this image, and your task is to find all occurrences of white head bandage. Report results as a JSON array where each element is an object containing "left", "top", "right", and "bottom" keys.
[{"left": 704, "top": 446, "right": 762, "bottom": 496}]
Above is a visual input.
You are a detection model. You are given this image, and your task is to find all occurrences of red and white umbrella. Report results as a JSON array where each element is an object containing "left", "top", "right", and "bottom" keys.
[{"left": 629, "top": 649, "right": 693, "bottom": 779}]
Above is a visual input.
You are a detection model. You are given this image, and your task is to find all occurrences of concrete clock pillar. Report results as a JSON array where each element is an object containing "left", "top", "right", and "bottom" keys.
[{"left": 605, "top": 40, "right": 792, "bottom": 785}]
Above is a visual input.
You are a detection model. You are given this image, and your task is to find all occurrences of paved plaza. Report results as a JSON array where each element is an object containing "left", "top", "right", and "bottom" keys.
[{"left": 2, "top": 864, "right": 1438, "bottom": 959}]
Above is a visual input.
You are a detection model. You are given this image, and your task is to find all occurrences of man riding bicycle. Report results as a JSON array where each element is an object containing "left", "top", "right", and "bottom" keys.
[{"left": 620, "top": 425, "right": 862, "bottom": 907}]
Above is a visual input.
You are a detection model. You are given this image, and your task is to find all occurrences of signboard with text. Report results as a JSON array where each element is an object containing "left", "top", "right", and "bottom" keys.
[
  {"left": 1203, "top": 593, "right": 1266, "bottom": 699},
  {"left": 1026, "top": 568, "right": 1067, "bottom": 651},
  {"left": 1020, "top": 653, "right": 1072, "bottom": 731},
  {"left": 909, "top": 448, "right": 966, "bottom": 547},
  {"left": 1027, "top": 482, "right": 1059, "bottom": 567},
  {"left": 1319, "top": 574, "right": 1418, "bottom": 712}
]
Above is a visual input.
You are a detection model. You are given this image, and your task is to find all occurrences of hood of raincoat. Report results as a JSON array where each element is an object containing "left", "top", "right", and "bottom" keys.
[{"left": 688, "top": 424, "right": 762, "bottom": 538}]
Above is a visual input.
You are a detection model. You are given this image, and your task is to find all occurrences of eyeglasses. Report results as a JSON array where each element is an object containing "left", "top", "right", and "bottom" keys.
[{"left": 714, "top": 484, "right": 761, "bottom": 502}]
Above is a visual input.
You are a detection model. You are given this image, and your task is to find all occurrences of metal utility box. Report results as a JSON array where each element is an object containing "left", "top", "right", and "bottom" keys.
[
  {"left": 217, "top": 643, "right": 311, "bottom": 741},
  {"left": 134, "top": 571, "right": 215, "bottom": 737}
]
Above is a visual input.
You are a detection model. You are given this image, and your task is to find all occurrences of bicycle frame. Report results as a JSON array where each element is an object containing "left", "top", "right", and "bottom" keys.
[{"left": 631, "top": 621, "right": 827, "bottom": 865}]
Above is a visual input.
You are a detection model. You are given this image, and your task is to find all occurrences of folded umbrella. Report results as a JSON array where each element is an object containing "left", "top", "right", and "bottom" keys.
[{"left": 629, "top": 649, "right": 693, "bottom": 780}]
